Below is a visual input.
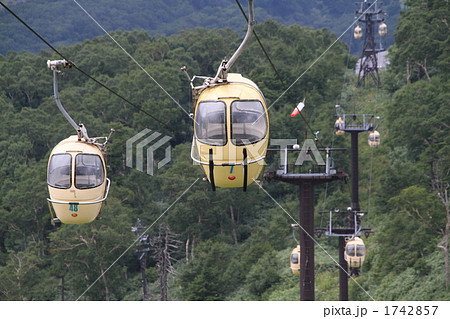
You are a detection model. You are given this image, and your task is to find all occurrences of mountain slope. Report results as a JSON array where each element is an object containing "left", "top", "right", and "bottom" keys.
[{"left": 0, "top": 0, "right": 400, "bottom": 54}]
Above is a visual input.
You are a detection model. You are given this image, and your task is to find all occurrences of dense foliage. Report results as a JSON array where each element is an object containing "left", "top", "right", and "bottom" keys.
[
  {"left": 0, "top": 0, "right": 401, "bottom": 55},
  {"left": 0, "top": 0, "right": 449, "bottom": 301}
]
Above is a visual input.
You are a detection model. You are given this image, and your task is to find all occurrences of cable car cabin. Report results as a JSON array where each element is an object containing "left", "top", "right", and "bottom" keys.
[
  {"left": 354, "top": 26, "right": 363, "bottom": 39},
  {"left": 344, "top": 237, "right": 365, "bottom": 269},
  {"left": 334, "top": 117, "right": 345, "bottom": 135},
  {"left": 378, "top": 23, "right": 387, "bottom": 37},
  {"left": 368, "top": 130, "right": 380, "bottom": 148},
  {"left": 191, "top": 73, "right": 269, "bottom": 189},
  {"left": 47, "top": 136, "right": 110, "bottom": 224},
  {"left": 290, "top": 245, "right": 300, "bottom": 275}
]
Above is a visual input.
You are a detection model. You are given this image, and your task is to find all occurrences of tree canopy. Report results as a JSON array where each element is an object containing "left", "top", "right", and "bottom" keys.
[{"left": 0, "top": 0, "right": 401, "bottom": 55}]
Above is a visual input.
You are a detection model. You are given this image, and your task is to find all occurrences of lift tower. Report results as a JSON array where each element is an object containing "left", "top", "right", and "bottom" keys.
[
  {"left": 323, "top": 114, "right": 377, "bottom": 300},
  {"left": 355, "top": 1, "right": 386, "bottom": 87},
  {"left": 265, "top": 145, "right": 347, "bottom": 300},
  {"left": 132, "top": 219, "right": 151, "bottom": 300}
]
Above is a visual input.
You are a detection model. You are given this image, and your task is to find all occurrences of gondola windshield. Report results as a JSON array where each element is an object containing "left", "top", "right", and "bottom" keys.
[
  {"left": 48, "top": 154, "right": 72, "bottom": 189},
  {"left": 231, "top": 100, "right": 267, "bottom": 145},
  {"left": 369, "top": 133, "right": 379, "bottom": 142},
  {"left": 195, "top": 101, "right": 227, "bottom": 146},
  {"left": 346, "top": 243, "right": 365, "bottom": 257},
  {"left": 291, "top": 253, "right": 299, "bottom": 264},
  {"left": 346, "top": 244, "right": 355, "bottom": 256},
  {"left": 356, "top": 244, "right": 365, "bottom": 257},
  {"left": 75, "top": 154, "right": 105, "bottom": 189},
  {"left": 48, "top": 153, "right": 105, "bottom": 190}
]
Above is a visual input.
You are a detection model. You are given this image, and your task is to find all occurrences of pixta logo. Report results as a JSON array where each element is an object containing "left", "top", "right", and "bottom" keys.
[
  {"left": 126, "top": 129, "right": 172, "bottom": 176},
  {"left": 270, "top": 139, "right": 325, "bottom": 166}
]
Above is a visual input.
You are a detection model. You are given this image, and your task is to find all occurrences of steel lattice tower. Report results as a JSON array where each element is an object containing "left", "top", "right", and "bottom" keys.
[{"left": 355, "top": 1, "right": 385, "bottom": 87}]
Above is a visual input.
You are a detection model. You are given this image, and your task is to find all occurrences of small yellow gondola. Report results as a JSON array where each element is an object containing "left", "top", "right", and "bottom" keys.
[
  {"left": 354, "top": 26, "right": 363, "bottom": 39},
  {"left": 186, "top": 0, "right": 268, "bottom": 190},
  {"left": 192, "top": 74, "right": 269, "bottom": 189},
  {"left": 368, "top": 130, "right": 380, "bottom": 147},
  {"left": 334, "top": 117, "right": 345, "bottom": 135},
  {"left": 344, "top": 237, "right": 365, "bottom": 269},
  {"left": 378, "top": 23, "right": 387, "bottom": 36},
  {"left": 47, "top": 136, "right": 110, "bottom": 224},
  {"left": 290, "top": 245, "right": 300, "bottom": 275},
  {"left": 46, "top": 59, "right": 111, "bottom": 224}
]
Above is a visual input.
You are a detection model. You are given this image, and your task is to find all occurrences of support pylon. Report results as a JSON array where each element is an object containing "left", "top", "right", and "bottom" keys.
[{"left": 355, "top": 1, "right": 386, "bottom": 87}]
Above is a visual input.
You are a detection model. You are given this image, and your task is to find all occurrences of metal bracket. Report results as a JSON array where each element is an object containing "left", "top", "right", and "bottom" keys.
[
  {"left": 243, "top": 148, "right": 248, "bottom": 192},
  {"left": 209, "top": 148, "right": 216, "bottom": 191}
]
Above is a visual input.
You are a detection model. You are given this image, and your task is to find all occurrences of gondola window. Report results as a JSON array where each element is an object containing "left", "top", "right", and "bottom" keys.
[
  {"left": 195, "top": 101, "right": 227, "bottom": 146},
  {"left": 231, "top": 100, "right": 267, "bottom": 145},
  {"left": 356, "top": 245, "right": 365, "bottom": 257},
  {"left": 75, "top": 154, "right": 105, "bottom": 189},
  {"left": 347, "top": 244, "right": 356, "bottom": 256},
  {"left": 48, "top": 153, "right": 72, "bottom": 189}
]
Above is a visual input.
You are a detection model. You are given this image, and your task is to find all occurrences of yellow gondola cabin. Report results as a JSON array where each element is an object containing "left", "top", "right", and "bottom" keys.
[
  {"left": 334, "top": 117, "right": 345, "bottom": 135},
  {"left": 191, "top": 73, "right": 269, "bottom": 189},
  {"left": 47, "top": 136, "right": 110, "bottom": 224},
  {"left": 354, "top": 26, "right": 363, "bottom": 39},
  {"left": 290, "top": 245, "right": 300, "bottom": 275},
  {"left": 368, "top": 130, "right": 380, "bottom": 148},
  {"left": 344, "top": 237, "right": 365, "bottom": 269},
  {"left": 378, "top": 23, "right": 387, "bottom": 36},
  {"left": 186, "top": 0, "right": 268, "bottom": 190}
]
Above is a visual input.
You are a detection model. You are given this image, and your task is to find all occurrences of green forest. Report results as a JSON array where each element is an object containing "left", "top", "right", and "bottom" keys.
[
  {"left": 0, "top": 0, "right": 449, "bottom": 301},
  {"left": 0, "top": 0, "right": 401, "bottom": 54}
]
